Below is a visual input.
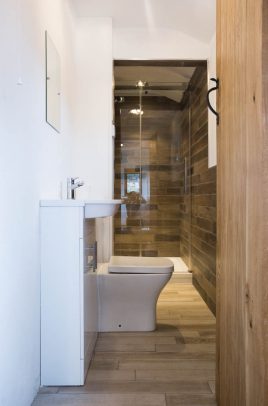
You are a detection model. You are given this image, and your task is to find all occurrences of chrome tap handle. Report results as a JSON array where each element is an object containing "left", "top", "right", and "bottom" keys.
[
  {"left": 75, "top": 180, "right": 84, "bottom": 187},
  {"left": 67, "top": 177, "right": 84, "bottom": 199}
]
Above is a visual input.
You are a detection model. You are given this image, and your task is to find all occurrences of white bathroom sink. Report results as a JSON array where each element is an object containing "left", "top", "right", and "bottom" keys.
[
  {"left": 84, "top": 200, "right": 121, "bottom": 218},
  {"left": 40, "top": 199, "right": 121, "bottom": 218}
]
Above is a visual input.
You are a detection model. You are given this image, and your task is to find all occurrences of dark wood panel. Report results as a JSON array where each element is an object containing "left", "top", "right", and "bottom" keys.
[
  {"left": 114, "top": 101, "right": 182, "bottom": 257},
  {"left": 179, "top": 67, "right": 217, "bottom": 315},
  {"left": 114, "top": 60, "right": 207, "bottom": 67}
]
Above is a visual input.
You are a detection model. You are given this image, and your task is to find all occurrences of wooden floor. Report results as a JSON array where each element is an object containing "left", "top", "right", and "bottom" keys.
[{"left": 33, "top": 280, "right": 216, "bottom": 406}]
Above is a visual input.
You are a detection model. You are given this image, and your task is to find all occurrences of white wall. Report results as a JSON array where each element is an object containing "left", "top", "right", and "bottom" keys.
[
  {"left": 208, "top": 33, "right": 217, "bottom": 167},
  {"left": 113, "top": 28, "right": 209, "bottom": 60},
  {"left": 0, "top": 1, "right": 77, "bottom": 405},
  {"left": 74, "top": 18, "right": 113, "bottom": 200}
]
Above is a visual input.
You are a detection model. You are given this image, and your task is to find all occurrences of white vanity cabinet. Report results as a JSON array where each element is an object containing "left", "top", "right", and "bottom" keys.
[{"left": 40, "top": 201, "right": 98, "bottom": 386}]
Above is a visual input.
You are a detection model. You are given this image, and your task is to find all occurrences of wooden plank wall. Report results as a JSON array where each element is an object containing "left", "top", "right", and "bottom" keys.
[
  {"left": 114, "top": 101, "right": 182, "bottom": 257},
  {"left": 113, "top": 69, "right": 217, "bottom": 316},
  {"left": 217, "top": 0, "right": 268, "bottom": 404},
  {"left": 180, "top": 68, "right": 217, "bottom": 315},
  {"left": 177, "top": 100, "right": 191, "bottom": 264}
]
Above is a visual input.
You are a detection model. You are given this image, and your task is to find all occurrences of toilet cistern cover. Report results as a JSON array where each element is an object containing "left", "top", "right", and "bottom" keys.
[{"left": 108, "top": 256, "right": 174, "bottom": 274}]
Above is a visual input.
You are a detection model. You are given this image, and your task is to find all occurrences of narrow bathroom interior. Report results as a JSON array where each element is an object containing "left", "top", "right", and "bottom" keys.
[
  {"left": 113, "top": 60, "right": 216, "bottom": 311},
  {"left": 34, "top": 61, "right": 217, "bottom": 405},
  {"left": 4, "top": 0, "right": 268, "bottom": 405}
]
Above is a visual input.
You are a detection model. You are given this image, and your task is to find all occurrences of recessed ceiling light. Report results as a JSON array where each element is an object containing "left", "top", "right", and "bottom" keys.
[
  {"left": 129, "top": 109, "right": 144, "bottom": 115},
  {"left": 120, "top": 143, "right": 124, "bottom": 147}
]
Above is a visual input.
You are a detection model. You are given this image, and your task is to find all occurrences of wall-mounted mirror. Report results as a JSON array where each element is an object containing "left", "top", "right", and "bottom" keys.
[{"left": 45, "top": 31, "right": 61, "bottom": 132}]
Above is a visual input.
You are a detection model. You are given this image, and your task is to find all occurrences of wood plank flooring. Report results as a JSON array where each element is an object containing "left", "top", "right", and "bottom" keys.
[{"left": 33, "top": 281, "right": 216, "bottom": 406}]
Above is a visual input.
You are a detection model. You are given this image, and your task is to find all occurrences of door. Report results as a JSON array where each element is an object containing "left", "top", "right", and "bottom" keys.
[{"left": 217, "top": 0, "right": 268, "bottom": 404}]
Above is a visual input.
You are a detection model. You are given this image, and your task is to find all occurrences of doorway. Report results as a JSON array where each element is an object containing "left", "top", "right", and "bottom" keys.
[{"left": 113, "top": 60, "right": 217, "bottom": 315}]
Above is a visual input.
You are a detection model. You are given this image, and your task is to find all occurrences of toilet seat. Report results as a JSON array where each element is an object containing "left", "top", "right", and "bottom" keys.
[{"left": 108, "top": 256, "right": 174, "bottom": 274}]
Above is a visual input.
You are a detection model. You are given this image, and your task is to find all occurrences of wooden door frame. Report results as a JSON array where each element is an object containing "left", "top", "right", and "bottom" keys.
[{"left": 216, "top": 0, "right": 268, "bottom": 404}]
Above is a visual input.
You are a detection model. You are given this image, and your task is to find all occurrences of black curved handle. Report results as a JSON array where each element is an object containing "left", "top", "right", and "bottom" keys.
[{"left": 207, "top": 78, "right": 219, "bottom": 125}]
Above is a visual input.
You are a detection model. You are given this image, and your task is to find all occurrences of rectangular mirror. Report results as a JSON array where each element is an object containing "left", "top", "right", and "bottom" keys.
[{"left": 45, "top": 32, "right": 61, "bottom": 132}]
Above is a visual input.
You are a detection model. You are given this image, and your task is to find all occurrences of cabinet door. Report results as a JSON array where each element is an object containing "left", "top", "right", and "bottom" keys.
[
  {"left": 41, "top": 206, "right": 83, "bottom": 386},
  {"left": 217, "top": 0, "right": 268, "bottom": 404}
]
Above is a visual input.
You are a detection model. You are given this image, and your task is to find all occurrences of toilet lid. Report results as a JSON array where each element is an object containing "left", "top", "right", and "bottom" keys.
[{"left": 108, "top": 256, "right": 174, "bottom": 274}]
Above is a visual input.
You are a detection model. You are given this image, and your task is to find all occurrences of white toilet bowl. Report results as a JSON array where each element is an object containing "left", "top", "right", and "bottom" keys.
[{"left": 98, "top": 256, "right": 174, "bottom": 332}]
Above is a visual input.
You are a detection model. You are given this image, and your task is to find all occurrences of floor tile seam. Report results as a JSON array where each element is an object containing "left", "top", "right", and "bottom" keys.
[
  {"left": 164, "top": 392, "right": 168, "bottom": 406},
  {"left": 125, "top": 378, "right": 215, "bottom": 385},
  {"left": 113, "top": 356, "right": 216, "bottom": 361},
  {"left": 56, "top": 390, "right": 178, "bottom": 396},
  {"left": 96, "top": 335, "right": 179, "bottom": 339},
  {"left": 57, "top": 389, "right": 214, "bottom": 395},
  {"left": 36, "top": 392, "right": 168, "bottom": 397}
]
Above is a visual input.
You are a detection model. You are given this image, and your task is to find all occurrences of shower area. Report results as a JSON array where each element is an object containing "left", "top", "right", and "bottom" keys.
[{"left": 113, "top": 61, "right": 217, "bottom": 314}]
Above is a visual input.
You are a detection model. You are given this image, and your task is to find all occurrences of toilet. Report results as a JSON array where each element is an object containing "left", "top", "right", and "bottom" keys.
[{"left": 98, "top": 256, "right": 174, "bottom": 332}]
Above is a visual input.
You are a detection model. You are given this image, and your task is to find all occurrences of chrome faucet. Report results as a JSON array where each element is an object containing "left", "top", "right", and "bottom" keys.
[{"left": 67, "top": 177, "right": 84, "bottom": 199}]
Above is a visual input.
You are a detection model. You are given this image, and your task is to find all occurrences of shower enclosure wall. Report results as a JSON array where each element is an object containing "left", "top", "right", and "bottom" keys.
[
  {"left": 113, "top": 64, "right": 217, "bottom": 315},
  {"left": 113, "top": 81, "right": 191, "bottom": 258}
]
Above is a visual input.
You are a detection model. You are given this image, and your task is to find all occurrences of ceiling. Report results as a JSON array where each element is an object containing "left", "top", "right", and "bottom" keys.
[
  {"left": 70, "top": 0, "right": 216, "bottom": 43},
  {"left": 114, "top": 66, "right": 196, "bottom": 103}
]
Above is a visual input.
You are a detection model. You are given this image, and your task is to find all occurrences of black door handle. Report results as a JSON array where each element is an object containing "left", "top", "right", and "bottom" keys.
[{"left": 207, "top": 78, "right": 219, "bottom": 125}]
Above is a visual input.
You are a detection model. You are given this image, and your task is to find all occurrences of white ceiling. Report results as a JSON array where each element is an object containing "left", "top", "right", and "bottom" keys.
[{"left": 70, "top": 0, "right": 216, "bottom": 43}]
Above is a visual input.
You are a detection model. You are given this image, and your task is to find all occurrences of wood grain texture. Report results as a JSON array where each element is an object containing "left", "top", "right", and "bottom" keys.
[
  {"left": 217, "top": 0, "right": 268, "bottom": 404},
  {"left": 34, "top": 281, "right": 216, "bottom": 406},
  {"left": 114, "top": 101, "right": 182, "bottom": 257},
  {"left": 190, "top": 69, "right": 216, "bottom": 315},
  {"left": 114, "top": 60, "right": 207, "bottom": 68},
  {"left": 180, "top": 68, "right": 217, "bottom": 315}
]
